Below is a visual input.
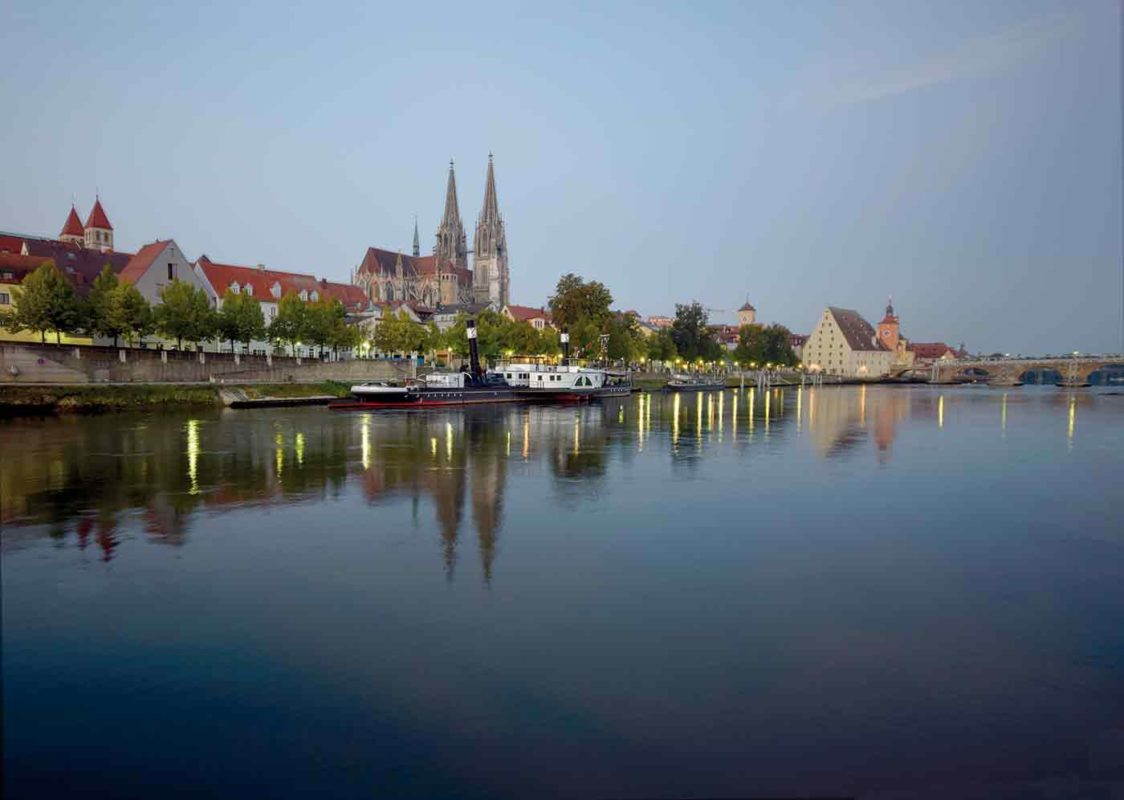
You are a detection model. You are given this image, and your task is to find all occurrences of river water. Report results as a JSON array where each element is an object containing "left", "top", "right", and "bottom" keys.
[{"left": 3, "top": 386, "right": 1123, "bottom": 799}]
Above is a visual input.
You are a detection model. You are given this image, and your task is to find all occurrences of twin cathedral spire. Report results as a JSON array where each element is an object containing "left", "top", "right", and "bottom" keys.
[{"left": 431, "top": 156, "right": 509, "bottom": 308}]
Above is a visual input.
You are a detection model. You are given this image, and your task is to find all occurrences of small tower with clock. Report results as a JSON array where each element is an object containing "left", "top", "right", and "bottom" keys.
[{"left": 877, "top": 297, "right": 899, "bottom": 352}]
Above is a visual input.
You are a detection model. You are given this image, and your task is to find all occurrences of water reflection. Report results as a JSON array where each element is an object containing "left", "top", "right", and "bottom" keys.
[{"left": 0, "top": 387, "right": 1106, "bottom": 574}]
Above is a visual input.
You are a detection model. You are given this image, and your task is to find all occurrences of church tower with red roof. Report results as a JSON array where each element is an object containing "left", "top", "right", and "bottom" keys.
[
  {"left": 60, "top": 205, "right": 85, "bottom": 245},
  {"left": 83, "top": 196, "right": 113, "bottom": 252},
  {"left": 877, "top": 297, "right": 900, "bottom": 352}
]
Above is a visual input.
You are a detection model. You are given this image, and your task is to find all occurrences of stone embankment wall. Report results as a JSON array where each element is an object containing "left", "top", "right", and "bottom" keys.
[{"left": 0, "top": 344, "right": 408, "bottom": 385}]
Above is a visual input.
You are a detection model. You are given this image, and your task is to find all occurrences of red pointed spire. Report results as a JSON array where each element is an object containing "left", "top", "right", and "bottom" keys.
[
  {"left": 85, "top": 197, "right": 113, "bottom": 230},
  {"left": 60, "top": 206, "right": 84, "bottom": 237}
]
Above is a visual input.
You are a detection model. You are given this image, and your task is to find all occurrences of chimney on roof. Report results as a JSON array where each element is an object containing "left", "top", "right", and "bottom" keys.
[{"left": 257, "top": 264, "right": 265, "bottom": 271}]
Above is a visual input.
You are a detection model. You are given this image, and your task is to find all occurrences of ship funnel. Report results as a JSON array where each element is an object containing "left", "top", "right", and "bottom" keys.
[
  {"left": 467, "top": 319, "right": 482, "bottom": 380},
  {"left": 561, "top": 329, "right": 570, "bottom": 365}
]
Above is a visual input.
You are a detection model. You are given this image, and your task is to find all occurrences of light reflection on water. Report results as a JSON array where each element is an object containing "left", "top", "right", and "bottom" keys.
[{"left": 2, "top": 386, "right": 1123, "bottom": 799}]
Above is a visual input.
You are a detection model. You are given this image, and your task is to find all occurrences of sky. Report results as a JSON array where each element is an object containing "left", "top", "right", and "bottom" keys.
[{"left": 1, "top": 0, "right": 1120, "bottom": 354}]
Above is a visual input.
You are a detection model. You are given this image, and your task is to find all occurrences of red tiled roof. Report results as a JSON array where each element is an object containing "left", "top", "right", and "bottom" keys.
[
  {"left": 908, "top": 342, "right": 957, "bottom": 359},
  {"left": 196, "top": 255, "right": 322, "bottom": 302},
  {"left": 119, "top": 240, "right": 171, "bottom": 285},
  {"left": 21, "top": 238, "right": 133, "bottom": 296},
  {"left": 738, "top": 302, "right": 756, "bottom": 312},
  {"left": 505, "top": 304, "right": 549, "bottom": 322},
  {"left": 85, "top": 198, "right": 112, "bottom": 230},
  {"left": 61, "top": 207, "right": 84, "bottom": 237},
  {"left": 318, "top": 279, "right": 370, "bottom": 312},
  {"left": 0, "top": 252, "right": 54, "bottom": 283},
  {"left": 0, "top": 234, "right": 26, "bottom": 254},
  {"left": 828, "top": 307, "right": 887, "bottom": 352},
  {"left": 357, "top": 246, "right": 469, "bottom": 286}
]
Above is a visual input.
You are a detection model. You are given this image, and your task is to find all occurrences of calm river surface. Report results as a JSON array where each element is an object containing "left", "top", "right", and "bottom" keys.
[{"left": 3, "top": 386, "right": 1123, "bottom": 799}]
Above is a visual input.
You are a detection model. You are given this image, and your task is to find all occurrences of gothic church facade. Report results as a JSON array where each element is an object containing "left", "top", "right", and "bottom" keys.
[{"left": 353, "top": 156, "right": 509, "bottom": 310}]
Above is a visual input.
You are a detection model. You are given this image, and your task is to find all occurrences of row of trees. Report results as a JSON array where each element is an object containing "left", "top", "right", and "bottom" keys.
[
  {"left": 0, "top": 262, "right": 358, "bottom": 355},
  {"left": 1, "top": 262, "right": 798, "bottom": 367}
]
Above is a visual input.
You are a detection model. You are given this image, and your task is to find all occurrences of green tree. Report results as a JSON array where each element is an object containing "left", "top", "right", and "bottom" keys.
[
  {"left": 605, "top": 312, "right": 646, "bottom": 363},
  {"left": 269, "top": 292, "right": 307, "bottom": 356},
  {"left": 217, "top": 290, "right": 266, "bottom": 353},
  {"left": 670, "top": 301, "right": 722, "bottom": 363},
  {"left": 108, "top": 283, "right": 154, "bottom": 346},
  {"left": 4, "top": 261, "right": 83, "bottom": 343},
  {"left": 734, "top": 323, "right": 767, "bottom": 366},
  {"left": 646, "top": 328, "right": 678, "bottom": 363},
  {"left": 303, "top": 296, "right": 346, "bottom": 357},
  {"left": 87, "top": 265, "right": 123, "bottom": 345},
  {"left": 156, "top": 280, "right": 216, "bottom": 350},
  {"left": 373, "top": 309, "right": 424, "bottom": 356},
  {"left": 762, "top": 323, "right": 797, "bottom": 366},
  {"left": 548, "top": 274, "right": 613, "bottom": 331}
]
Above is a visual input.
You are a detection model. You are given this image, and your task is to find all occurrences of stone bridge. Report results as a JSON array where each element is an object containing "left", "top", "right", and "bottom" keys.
[{"left": 930, "top": 356, "right": 1124, "bottom": 387}]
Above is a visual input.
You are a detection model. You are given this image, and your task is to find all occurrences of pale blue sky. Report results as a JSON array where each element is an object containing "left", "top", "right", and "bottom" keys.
[{"left": 2, "top": 0, "right": 1120, "bottom": 353}]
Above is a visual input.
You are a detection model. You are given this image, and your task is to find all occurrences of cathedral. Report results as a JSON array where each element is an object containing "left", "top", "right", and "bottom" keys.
[{"left": 353, "top": 156, "right": 510, "bottom": 310}]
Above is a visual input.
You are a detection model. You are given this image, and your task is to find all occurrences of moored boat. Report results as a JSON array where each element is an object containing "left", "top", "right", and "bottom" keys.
[
  {"left": 663, "top": 374, "right": 727, "bottom": 392},
  {"left": 496, "top": 332, "right": 632, "bottom": 401},
  {"left": 330, "top": 320, "right": 517, "bottom": 410}
]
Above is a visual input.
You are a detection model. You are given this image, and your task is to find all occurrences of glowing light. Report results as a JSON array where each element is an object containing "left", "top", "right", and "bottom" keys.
[
  {"left": 274, "top": 431, "right": 284, "bottom": 478},
  {"left": 748, "top": 388, "right": 755, "bottom": 432},
  {"left": 505, "top": 429, "right": 511, "bottom": 457},
  {"left": 672, "top": 392, "right": 681, "bottom": 449},
  {"left": 764, "top": 387, "right": 771, "bottom": 432},
  {"left": 186, "top": 419, "right": 200, "bottom": 495},
  {"left": 430, "top": 436, "right": 438, "bottom": 458},
  {"left": 717, "top": 391, "right": 724, "bottom": 442},
  {"left": 295, "top": 432, "right": 305, "bottom": 466},
  {"left": 860, "top": 385, "right": 867, "bottom": 426},
  {"left": 361, "top": 415, "right": 371, "bottom": 469},
  {"left": 796, "top": 386, "right": 802, "bottom": 434},
  {"left": 522, "top": 416, "right": 530, "bottom": 460},
  {"left": 572, "top": 414, "right": 581, "bottom": 455},
  {"left": 1067, "top": 394, "right": 1076, "bottom": 447},
  {"left": 637, "top": 394, "right": 645, "bottom": 451},
  {"left": 707, "top": 393, "right": 714, "bottom": 435},
  {"left": 1001, "top": 393, "right": 1008, "bottom": 435},
  {"left": 938, "top": 395, "right": 945, "bottom": 429},
  {"left": 446, "top": 421, "right": 453, "bottom": 460},
  {"left": 731, "top": 391, "right": 738, "bottom": 440}
]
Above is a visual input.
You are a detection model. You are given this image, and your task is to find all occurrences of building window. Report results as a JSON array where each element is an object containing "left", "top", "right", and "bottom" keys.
[
  {"left": 245, "top": 284, "right": 253, "bottom": 297},
  {"left": 167, "top": 263, "right": 174, "bottom": 280},
  {"left": 230, "top": 282, "right": 240, "bottom": 294},
  {"left": 0, "top": 292, "right": 9, "bottom": 305}
]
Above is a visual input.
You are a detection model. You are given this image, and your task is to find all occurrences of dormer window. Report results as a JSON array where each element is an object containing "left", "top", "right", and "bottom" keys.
[
  {"left": 299, "top": 290, "right": 308, "bottom": 301},
  {"left": 230, "top": 282, "right": 240, "bottom": 294},
  {"left": 310, "top": 290, "right": 319, "bottom": 301},
  {"left": 271, "top": 282, "right": 281, "bottom": 298},
  {"left": 244, "top": 284, "right": 253, "bottom": 297}
]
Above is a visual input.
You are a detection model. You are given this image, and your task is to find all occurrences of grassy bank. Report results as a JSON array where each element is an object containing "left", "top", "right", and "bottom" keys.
[
  {"left": 236, "top": 381, "right": 351, "bottom": 400},
  {"left": 0, "top": 381, "right": 352, "bottom": 415}
]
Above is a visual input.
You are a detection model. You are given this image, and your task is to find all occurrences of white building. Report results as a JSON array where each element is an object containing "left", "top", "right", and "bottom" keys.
[{"left": 802, "top": 307, "right": 895, "bottom": 377}]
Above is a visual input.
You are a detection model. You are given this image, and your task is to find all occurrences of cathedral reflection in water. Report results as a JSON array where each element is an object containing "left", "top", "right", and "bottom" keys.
[{"left": 0, "top": 386, "right": 1089, "bottom": 574}]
